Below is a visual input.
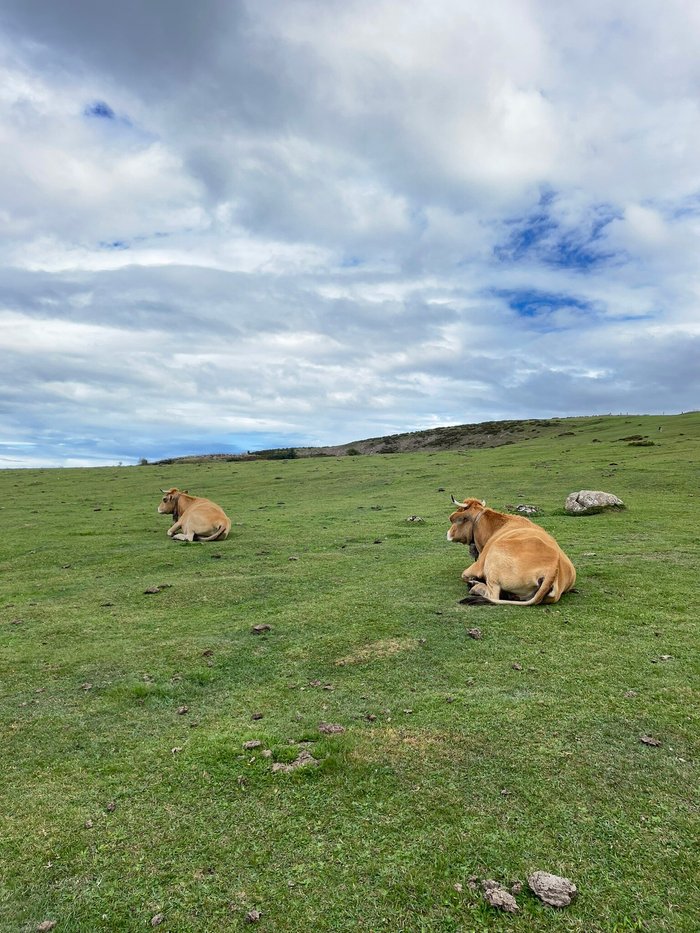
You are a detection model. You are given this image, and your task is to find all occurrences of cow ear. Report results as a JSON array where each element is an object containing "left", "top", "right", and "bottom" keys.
[{"left": 184, "top": 490, "right": 189, "bottom": 494}]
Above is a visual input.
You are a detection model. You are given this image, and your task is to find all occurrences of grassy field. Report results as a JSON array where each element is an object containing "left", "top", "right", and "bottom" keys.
[{"left": 1, "top": 413, "right": 698, "bottom": 932}]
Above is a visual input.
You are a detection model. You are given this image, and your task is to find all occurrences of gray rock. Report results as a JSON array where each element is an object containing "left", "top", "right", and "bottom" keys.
[
  {"left": 565, "top": 490, "right": 624, "bottom": 514},
  {"left": 482, "top": 879, "right": 519, "bottom": 912},
  {"left": 527, "top": 870, "right": 578, "bottom": 907}
]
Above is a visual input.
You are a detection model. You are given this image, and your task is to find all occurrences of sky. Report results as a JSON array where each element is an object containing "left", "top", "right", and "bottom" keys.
[{"left": 1, "top": 0, "right": 699, "bottom": 468}]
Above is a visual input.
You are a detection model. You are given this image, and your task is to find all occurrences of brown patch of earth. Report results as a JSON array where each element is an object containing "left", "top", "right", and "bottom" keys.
[{"left": 335, "top": 637, "right": 418, "bottom": 666}]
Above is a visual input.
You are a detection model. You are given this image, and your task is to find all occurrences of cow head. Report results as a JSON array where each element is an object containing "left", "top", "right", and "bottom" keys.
[
  {"left": 447, "top": 496, "right": 486, "bottom": 544},
  {"left": 158, "top": 487, "right": 182, "bottom": 515}
]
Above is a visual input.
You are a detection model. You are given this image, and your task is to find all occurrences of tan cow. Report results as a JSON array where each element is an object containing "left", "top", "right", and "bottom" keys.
[
  {"left": 447, "top": 496, "right": 576, "bottom": 606},
  {"left": 157, "top": 488, "right": 231, "bottom": 542}
]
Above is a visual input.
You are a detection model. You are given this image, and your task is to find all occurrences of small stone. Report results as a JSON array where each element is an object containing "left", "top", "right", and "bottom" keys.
[
  {"left": 454, "top": 882, "right": 463, "bottom": 893},
  {"left": 37, "top": 923, "right": 57, "bottom": 932},
  {"left": 80, "top": 682, "right": 93, "bottom": 691},
  {"left": 288, "top": 556, "right": 299, "bottom": 561},
  {"left": 467, "top": 628, "right": 482, "bottom": 639},
  {"left": 143, "top": 586, "right": 161, "bottom": 594},
  {"left": 527, "top": 870, "right": 577, "bottom": 907},
  {"left": 202, "top": 648, "right": 214, "bottom": 657},
  {"left": 511, "top": 881, "right": 523, "bottom": 895},
  {"left": 177, "top": 705, "right": 189, "bottom": 715},
  {"left": 365, "top": 714, "right": 377, "bottom": 722},
  {"left": 318, "top": 722, "right": 345, "bottom": 734},
  {"left": 624, "top": 690, "right": 638, "bottom": 698},
  {"left": 511, "top": 662, "right": 523, "bottom": 671},
  {"left": 84, "top": 819, "right": 94, "bottom": 828},
  {"left": 171, "top": 746, "right": 182, "bottom": 754},
  {"left": 106, "top": 801, "right": 116, "bottom": 812},
  {"left": 245, "top": 909, "right": 262, "bottom": 923},
  {"left": 640, "top": 735, "right": 661, "bottom": 747},
  {"left": 251, "top": 624, "right": 271, "bottom": 634},
  {"left": 151, "top": 914, "right": 165, "bottom": 927},
  {"left": 251, "top": 712, "right": 264, "bottom": 720},
  {"left": 482, "top": 879, "right": 519, "bottom": 912},
  {"left": 243, "top": 740, "right": 262, "bottom": 750}
]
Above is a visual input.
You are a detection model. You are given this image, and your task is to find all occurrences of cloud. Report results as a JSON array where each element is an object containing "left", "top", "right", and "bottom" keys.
[{"left": 0, "top": 0, "right": 698, "bottom": 467}]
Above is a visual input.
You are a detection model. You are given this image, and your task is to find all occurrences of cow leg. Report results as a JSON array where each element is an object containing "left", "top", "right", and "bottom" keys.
[
  {"left": 167, "top": 520, "right": 182, "bottom": 537},
  {"left": 461, "top": 558, "right": 485, "bottom": 584},
  {"left": 171, "top": 531, "right": 195, "bottom": 542}
]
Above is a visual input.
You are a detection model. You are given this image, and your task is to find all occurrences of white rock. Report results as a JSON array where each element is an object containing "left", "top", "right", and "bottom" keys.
[
  {"left": 527, "top": 870, "right": 578, "bottom": 907},
  {"left": 565, "top": 490, "right": 624, "bottom": 514}
]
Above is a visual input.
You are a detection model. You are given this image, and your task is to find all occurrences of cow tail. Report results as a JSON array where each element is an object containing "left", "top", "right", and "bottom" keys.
[
  {"left": 198, "top": 521, "right": 231, "bottom": 542},
  {"left": 519, "top": 567, "right": 558, "bottom": 606}
]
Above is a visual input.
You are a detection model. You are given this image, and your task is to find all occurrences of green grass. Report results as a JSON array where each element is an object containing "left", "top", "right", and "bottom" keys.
[{"left": 1, "top": 412, "right": 698, "bottom": 932}]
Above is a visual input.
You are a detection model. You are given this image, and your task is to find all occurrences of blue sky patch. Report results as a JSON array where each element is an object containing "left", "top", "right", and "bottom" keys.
[
  {"left": 99, "top": 240, "right": 129, "bottom": 250},
  {"left": 84, "top": 101, "right": 115, "bottom": 120},
  {"left": 495, "top": 194, "right": 620, "bottom": 271},
  {"left": 491, "top": 288, "right": 596, "bottom": 326}
]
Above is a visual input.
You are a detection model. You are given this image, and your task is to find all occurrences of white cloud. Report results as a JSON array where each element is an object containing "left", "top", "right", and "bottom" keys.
[{"left": 0, "top": 0, "right": 698, "bottom": 467}]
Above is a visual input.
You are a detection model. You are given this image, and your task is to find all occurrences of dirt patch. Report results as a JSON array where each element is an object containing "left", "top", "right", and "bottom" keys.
[
  {"left": 272, "top": 749, "right": 318, "bottom": 773},
  {"left": 351, "top": 726, "right": 464, "bottom": 765},
  {"left": 335, "top": 637, "right": 418, "bottom": 666}
]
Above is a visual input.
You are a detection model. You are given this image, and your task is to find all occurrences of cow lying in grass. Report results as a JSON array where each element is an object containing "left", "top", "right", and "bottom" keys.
[
  {"left": 447, "top": 496, "right": 576, "bottom": 606},
  {"left": 158, "top": 488, "right": 231, "bottom": 542}
]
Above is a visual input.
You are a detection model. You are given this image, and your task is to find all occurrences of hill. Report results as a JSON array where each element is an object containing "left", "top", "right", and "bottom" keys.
[{"left": 151, "top": 411, "right": 695, "bottom": 464}]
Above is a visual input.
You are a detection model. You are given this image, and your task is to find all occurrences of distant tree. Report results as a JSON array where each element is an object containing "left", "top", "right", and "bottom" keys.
[{"left": 138, "top": 457, "right": 149, "bottom": 465}]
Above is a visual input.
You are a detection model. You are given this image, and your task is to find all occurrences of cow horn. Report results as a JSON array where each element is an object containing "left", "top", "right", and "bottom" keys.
[{"left": 451, "top": 494, "right": 466, "bottom": 507}]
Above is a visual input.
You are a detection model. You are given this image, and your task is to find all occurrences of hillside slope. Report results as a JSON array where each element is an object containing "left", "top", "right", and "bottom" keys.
[{"left": 152, "top": 411, "right": 696, "bottom": 464}]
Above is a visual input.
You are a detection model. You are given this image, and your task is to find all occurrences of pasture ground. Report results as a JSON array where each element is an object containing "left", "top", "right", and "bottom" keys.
[{"left": 1, "top": 413, "right": 698, "bottom": 932}]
